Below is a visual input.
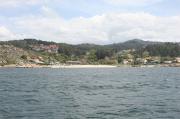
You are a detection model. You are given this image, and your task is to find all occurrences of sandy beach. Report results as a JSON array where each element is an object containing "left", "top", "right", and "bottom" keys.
[
  {"left": 50, "top": 65, "right": 117, "bottom": 68},
  {"left": 1, "top": 63, "right": 180, "bottom": 68}
]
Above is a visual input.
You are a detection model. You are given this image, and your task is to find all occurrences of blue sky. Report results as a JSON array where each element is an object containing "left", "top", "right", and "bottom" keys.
[
  {"left": 0, "top": 0, "right": 180, "bottom": 44},
  {"left": 1, "top": 0, "right": 179, "bottom": 18}
]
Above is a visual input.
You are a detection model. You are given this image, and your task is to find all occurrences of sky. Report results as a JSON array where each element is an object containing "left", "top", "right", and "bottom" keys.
[{"left": 0, "top": 0, "right": 180, "bottom": 44}]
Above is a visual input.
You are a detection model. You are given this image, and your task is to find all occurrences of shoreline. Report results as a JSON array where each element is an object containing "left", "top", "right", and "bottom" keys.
[
  {"left": 50, "top": 65, "right": 117, "bottom": 68},
  {"left": 0, "top": 63, "right": 180, "bottom": 68},
  {"left": 0, "top": 64, "right": 117, "bottom": 68}
]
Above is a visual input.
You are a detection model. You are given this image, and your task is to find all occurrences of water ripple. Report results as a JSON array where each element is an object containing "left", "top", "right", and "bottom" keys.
[{"left": 0, "top": 67, "right": 180, "bottom": 119}]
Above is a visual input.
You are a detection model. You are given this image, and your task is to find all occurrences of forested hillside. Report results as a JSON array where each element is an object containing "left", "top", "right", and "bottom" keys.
[{"left": 0, "top": 39, "right": 180, "bottom": 66}]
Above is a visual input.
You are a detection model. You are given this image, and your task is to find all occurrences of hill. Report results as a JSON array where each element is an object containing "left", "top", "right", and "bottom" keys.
[
  {"left": 0, "top": 39, "right": 180, "bottom": 66},
  {"left": 0, "top": 45, "right": 29, "bottom": 65},
  {"left": 106, "top": 39, "right": 160, "bottom": 51},
  {"left": 0, "top": 39, "right": 161, "bottom": 56}
]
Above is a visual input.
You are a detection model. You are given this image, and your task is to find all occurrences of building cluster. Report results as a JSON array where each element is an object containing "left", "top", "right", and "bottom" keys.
[
  {"left": 118, "top": 49, "right": 180, "bottom": 65},
  {"left": 30, "top": 44, "right": 59, "bottom": 53}
]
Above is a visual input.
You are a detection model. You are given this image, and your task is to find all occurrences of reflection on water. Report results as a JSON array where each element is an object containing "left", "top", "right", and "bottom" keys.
[{"left": 0, "top": 67, "right": 180, "bottom": 119}]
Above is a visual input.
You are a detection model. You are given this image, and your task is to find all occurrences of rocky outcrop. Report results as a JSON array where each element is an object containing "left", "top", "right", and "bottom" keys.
[{"left": 0, "top": 45, "right": 28, "bottom": 65}]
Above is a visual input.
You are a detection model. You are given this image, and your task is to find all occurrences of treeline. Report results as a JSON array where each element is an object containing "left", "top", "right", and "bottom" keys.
[
  {"left": 1, "top": 39, "right": 180, "bottom": 63},
  {"left": 58, "top": 42, "right": 180, "bottom": 59},
  {"left": 136, "top": 43, "right": 180, "bottom": 57},
  {"left": 0, "top": 39, "right": 56, "bottom": 49}
]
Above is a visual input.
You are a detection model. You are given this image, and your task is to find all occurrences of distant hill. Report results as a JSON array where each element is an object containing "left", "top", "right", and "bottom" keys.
[
  {"left": 0, "top": 38, "right": 163, "bottom": 52},
  {"left": 0, "top": 38, "right": 177, "bottom": 55},
  {"left": 0, "top": 39, "right": 56, "bottom": 49},
  {"left": 0, "top": 39, "right": 180, "bottom": 66},
  {"left": 105, "top": 39, "right": 161, "bottom": 52}
]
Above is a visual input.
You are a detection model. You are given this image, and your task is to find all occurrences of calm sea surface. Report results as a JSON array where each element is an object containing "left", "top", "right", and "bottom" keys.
[{"left": 0, "top": 67, "right": 180, "bottom": 119}]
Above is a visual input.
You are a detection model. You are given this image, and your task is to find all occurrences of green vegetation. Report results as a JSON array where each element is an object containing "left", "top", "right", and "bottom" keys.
[
  {"left": 144, "top": 43, "right": 180, "bottom": 57},
  {"left": 0, "top": 39, "right": 180, "bottom": 66}
]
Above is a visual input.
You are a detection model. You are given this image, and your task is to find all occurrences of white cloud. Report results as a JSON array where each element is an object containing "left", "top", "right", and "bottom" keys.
[
  {"left": 1, "top": 7, "right": 180, "bottom": 44},
  {"left": 103, "top": 0, "right": 163, "bottom": 6},
  {"left": 0, "top": 26, "right": 23, "bottom": 40}
]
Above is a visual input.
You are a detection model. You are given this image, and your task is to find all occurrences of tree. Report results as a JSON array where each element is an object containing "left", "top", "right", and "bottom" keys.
[
  {"left": 142, "top": 51, "right": 149, "bottom": 58},
  {"left": 21, "top": 55, "right": 27, "bottom": 60},
  {"left": 87, "top": 50, "right": 97, "bottom": 63},
  {"left": 95, "top": 48, "right": 112, "bottom": 60},
  {"left": 117, "top": 55, "right": 124, "bottom": 64}
]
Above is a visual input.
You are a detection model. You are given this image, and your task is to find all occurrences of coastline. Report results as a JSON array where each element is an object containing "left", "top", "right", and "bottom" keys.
[
  {"left": 0, "top": 64, "right": 117, "bottom": 68},
  {"left": 1, "top": 63, "right": 180, "bottom": 69},
  {"left": 50, "top": 65, "right": 117, "bottom": 68}
]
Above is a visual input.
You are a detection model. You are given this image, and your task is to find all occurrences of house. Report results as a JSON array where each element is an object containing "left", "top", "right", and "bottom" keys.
[
  {"left": 50, "top": 45, "right": 59, "bottom": 53},
  {"left": 136, "top": 58, "right": 148, "bottom": 65},
  {"left": 164, "top": 61, "right": 173, "bottom": 64},
  {"left": 122, "top": 59, "right": 133, "bottom": 65},
  {"left": 176, "top": 57, "right": 180, "bottom": 63},
  {"left": 123, "top": 60, "right": 129, "bottom": 65},
  {"left": 44, "top": 45, "right": 59, "bottom": 53}
]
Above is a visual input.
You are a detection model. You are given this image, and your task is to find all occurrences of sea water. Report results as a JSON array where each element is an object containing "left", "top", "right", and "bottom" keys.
[{"left": 0, "top": 67, "right": 180, "bottom": 119}]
